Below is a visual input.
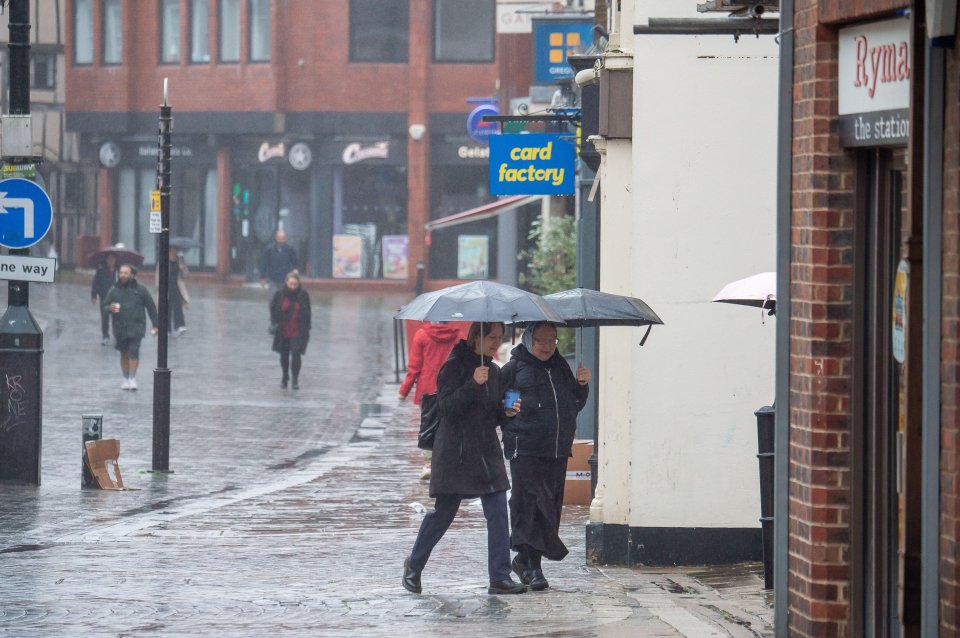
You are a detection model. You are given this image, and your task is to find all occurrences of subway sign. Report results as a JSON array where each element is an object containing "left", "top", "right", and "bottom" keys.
[{"left": 489, "top": 134, "right": 575, "bottom": 195}]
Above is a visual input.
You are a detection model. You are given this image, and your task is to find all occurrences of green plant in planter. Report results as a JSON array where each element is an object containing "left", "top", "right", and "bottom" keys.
[{"left": 519, "top": 214, "right": 577, "bottom": 355}]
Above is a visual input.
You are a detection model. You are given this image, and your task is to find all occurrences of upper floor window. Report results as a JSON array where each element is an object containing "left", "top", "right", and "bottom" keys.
[
  {"left": 102, "top": 0, "right": 123, "bottom": 64},
  {"left": 434, "top": 0, "right": 494, "bottom": 63},
  {"left": 190, "top": 0, "right": 210, "bottom": 63},
  {"left": 219, "top": 0, "right": 241, "bottom": 62},
  {"left": 73, "top": 0, "right": 93, "bottom": 64},
  {"left": 349, "top": 0, "right": 409, "bottom": 63},
  {"left": 31, "top": 51, "right": 56, "bottom": 89},
  {"left": 249, "top": 0, "right": 271, "bottom": 62},
  {"left": 160, "top": 0, "right": 181, "bottom": 64}
]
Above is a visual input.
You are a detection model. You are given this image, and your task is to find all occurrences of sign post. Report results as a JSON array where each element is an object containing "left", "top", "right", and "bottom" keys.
[{"left": 152, "top": 79, "right": 173, "bottom": 473}]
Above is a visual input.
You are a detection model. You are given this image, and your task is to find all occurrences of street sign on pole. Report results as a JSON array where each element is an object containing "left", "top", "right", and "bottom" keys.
[
  {"left": 0, "top": 177, "right": 52, "bottom": 249},
  {"left": 0, "top": 255, "right": 56, "bottom": 282}
]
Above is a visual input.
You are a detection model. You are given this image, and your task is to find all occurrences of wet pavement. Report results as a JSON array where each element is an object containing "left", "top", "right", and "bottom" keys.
[{"left": 0, "top": 277, "right": 773, "bottom": 636}]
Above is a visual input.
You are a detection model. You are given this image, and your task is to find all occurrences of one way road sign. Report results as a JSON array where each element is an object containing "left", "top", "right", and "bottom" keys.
[
  {"left": 0, "top": 178, "right": 53, "bottom": 249},
  {"left": 0, "top": 255, "right": 56, "bottom": 283}
]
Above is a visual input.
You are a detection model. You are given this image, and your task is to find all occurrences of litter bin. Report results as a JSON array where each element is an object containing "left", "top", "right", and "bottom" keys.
[
  {"left": 755, "top": 405, "right": 775, "bottom": 589},
  {"left": 0, "top": 305, "right": 44, "bottom": 484}
]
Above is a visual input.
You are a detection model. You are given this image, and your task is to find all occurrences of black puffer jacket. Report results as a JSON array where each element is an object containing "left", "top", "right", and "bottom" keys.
[
  {"left": 500, "top": 344, "right": 589, "bottom": 460},
  {"left": 429, "top": 340, "right": 510, "bottom": 498}
]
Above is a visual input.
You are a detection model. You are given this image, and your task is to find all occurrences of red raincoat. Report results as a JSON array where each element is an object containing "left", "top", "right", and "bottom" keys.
[{"left": 399, "top": 323, "right": 462, "bottom": 404}]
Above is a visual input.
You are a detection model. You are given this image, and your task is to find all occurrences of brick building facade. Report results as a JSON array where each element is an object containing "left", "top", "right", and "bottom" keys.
[
  {"left": 784, "top": 0, "right": 959, "bottom": 635},
  {"left": 64, "top": 0, "right": 538, "bottom": 287}
]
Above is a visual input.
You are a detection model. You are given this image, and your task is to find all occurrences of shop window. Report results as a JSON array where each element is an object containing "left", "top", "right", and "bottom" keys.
[
  {"left": 434, "top": 0, "right": 494, "bottom": 63},
  {"left": 190, "top": 0, "right": 210, "bottom": 63},
  {"left": 74, "top": 0, "right": 93, "bottom": 65},
  {"left": 249, "top": 0, "right": 271, "bottom": 62},
  {"left": 220, "top": 0, "right": 241, "bottom": 62},
  {"left": 102, "top": 0, "right": 122, "bottom": 64},
  {"left": 160, "top": 0, "right": 180, "bottom": 64},
  {"left": 31, "top": 52, "right": 56, "bottom": 90},
  {"left": 349, "top": 0, "right": 409, "bottom": 63}
]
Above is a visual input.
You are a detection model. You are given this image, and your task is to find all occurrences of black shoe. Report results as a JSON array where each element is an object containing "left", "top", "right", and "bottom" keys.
[
  {"left": 488, "top": 578, "right": 527, "bottom": 595},
  {"left": 511, "top": 556, "right": 533, "bottom": 585},
  {"left": 292, "top": 377, "right": 299, "bottom": 390},
  {"left": 281, "top": 379, "right": 288, "bottom": 389},
  {"left": 529, "top": 568, "right": 549, "bottom": 591},
  {"left": 402, "top": 558, "right": 422, "bottom": 594}
]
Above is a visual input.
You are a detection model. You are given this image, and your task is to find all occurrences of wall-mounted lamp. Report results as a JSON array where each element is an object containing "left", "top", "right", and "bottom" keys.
[{"left": 408, "top": 123, "right": 426, "bottom": 141}]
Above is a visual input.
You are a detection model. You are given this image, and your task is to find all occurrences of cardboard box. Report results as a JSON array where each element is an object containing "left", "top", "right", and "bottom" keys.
[
  {"left": 564, "top": 439, "right": 594, "bottom": 505},
  {"left": 84, "top": 438, "right": 125, "bottom": 490}
]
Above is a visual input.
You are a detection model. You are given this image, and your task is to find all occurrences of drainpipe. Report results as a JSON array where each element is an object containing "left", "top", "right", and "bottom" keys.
[{"left": 774, "top": 0, "right": 794, "bottom": 635}]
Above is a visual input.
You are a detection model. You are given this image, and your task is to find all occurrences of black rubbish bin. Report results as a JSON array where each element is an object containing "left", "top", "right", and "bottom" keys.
[
  {"left": 0, "top": 305, "right": 44, "bottom": 484},
  {"left": 755, "top": 405, "right": 775, "bottom": 590}
]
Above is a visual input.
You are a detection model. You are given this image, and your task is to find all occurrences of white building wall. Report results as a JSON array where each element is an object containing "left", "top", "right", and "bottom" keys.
[{"left": 596, "top": 1, "right": 778, "bottom": 531}]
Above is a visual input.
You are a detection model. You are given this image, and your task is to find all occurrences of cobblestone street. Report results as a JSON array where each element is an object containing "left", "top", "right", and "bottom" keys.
[{"left": 0, "top": 278, "right": 773, "bottom": 636}]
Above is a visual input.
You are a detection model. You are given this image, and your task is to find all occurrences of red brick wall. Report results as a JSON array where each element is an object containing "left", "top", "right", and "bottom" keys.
[
  {"left": 789, "top": 0, "right": 857, "bottom": 635},
  {"left": 818, "top": 0, "right": 907, "bottom": 24},
  {"left": 66, "top": 0, "right": 498, "bottom": 116},
  {"left": 941, "top": 35, "right": 960, "bottom": 638}
]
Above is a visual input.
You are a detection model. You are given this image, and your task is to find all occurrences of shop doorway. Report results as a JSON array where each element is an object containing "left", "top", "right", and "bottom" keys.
[{"left": 852, "top": 149, "right": 920, "bottom": 636}]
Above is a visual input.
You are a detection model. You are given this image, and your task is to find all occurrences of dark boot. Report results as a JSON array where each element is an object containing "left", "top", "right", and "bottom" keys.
[
  {"left": 291, "top": 375, "right": 299, "bottom": 390},
  {"left": 402, "top": 558, "right": 422, "bottom": 594},
  {"left": 511, "top": 554, "right": 533, "bottom": 585},
  {"left": 528, "top": 551, "right": 548, "bottom": 590},
  {"left": 488, "top": 577, "right": 527, "bottom": 595},
  {"left": 281, "top": 372, "right": 289, "bottom": 389}
]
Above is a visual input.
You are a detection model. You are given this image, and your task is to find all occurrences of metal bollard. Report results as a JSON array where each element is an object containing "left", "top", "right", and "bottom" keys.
[
  {"left": 81, "top": 414, "right": 102, "bottom": 487},
  {"left": 755, "top": 405, "right": 775, "bottom": 590}
]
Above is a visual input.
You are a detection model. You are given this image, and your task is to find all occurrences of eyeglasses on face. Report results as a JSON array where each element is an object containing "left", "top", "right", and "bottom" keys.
[{"left": 533, "top": 338, "right": 559, "bottom": 346}]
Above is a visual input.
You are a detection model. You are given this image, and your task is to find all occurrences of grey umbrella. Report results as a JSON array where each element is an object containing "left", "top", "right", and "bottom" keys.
[
  {"left": 542, "top": 287, "right": 663, "bottom": 346},
  {"left": 395, "top": 281, "right": 564, "bottom": 365}
]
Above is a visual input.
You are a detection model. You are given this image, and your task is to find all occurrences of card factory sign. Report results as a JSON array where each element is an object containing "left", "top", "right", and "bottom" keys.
[
  {"left": 489, "top": 134, "right": 575, "bottom": 196},
  {"left": 838, "top": 17, "right": 911, "bottom": 147}
]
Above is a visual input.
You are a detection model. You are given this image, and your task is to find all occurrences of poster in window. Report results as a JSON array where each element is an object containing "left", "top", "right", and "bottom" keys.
[
  {"left": 333, "top": 234, "right": 363, "bottom": 278},
  {"left": 457, "top": 235, "right": 489, "bottom": 280},
  {"left": 382, "top": 235, "right": 409, "bottom": 280}
]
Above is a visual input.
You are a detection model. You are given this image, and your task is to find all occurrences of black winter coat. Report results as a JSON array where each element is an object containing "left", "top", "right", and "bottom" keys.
[
  {"left": 102, "top": 278, "right": 159, "bottom": 342},
  {"left": 270, "top": 287, "right": 311, "bottom": 355},
  {"left": 500, "top": 345, "right": 589, "bottom": 460},
  {"left": 91, "top": 264, "right": 117, "bottom": 300},
  {"left": 429, "top": 340, "right": 511, "bottom": 498}
]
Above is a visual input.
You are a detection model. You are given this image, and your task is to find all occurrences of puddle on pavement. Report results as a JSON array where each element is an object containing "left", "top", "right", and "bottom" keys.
[
  {"left": 266, "top": 446, "right": 331, "bottom": 471},
  {"left": 0, "top": 543, "right": 54, "bottom": 554},
  {"left": 119, "top": 485, "right": 240, "bottom": 517}
]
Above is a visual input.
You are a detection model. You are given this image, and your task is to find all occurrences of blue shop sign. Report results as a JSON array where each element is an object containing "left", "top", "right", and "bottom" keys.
[
  {"left": 489, "top": 134, "right": 575, "bottom": 196},
  {"left": 467, "top": 104, "right": 499, "bottom": 144},
  {"left": 532, "top": 18, "right": 593, "bottom": 85}
]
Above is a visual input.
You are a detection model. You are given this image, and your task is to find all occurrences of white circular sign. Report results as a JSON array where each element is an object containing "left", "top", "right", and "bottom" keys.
[
  {"left": 99, "top": 142, "right": 121, "bottom": 168},
  {"left": 288, "top": 142, "right": 312, "bottom": 170}
]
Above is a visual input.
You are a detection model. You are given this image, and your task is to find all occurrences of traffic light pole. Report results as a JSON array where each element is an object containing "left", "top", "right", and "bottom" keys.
[
  {"left": 152, "top": 80, "right": 172, "bottom": 472},
  {"left": 7, "top": 0, "right": 30, "bottom": 307}
]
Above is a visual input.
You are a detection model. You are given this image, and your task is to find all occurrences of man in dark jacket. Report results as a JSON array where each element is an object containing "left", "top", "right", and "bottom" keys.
[
  {"left": 500, "top": 322, "right": 590, "bottom": 590},
  {"left": 259, "top": 229, "right": 298, "bottom": 290},
  {"left": 102, "top": 264, "right": 159, "bottom": 391},
  {"left": 91, "top": 253, "right": 118, "bottom": 345}
]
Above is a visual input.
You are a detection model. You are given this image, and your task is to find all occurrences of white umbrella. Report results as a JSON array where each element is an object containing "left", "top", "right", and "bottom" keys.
[{"left": 712, "top": 271, "right": 777, "bottom": 314}]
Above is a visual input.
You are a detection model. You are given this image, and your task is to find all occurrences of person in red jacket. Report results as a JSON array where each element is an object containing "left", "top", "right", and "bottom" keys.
[
  {"left": 399, "top": 322, "right": 462, "bottom": 481},
  {"left": 398, "top": 322, "right": 462, "bottom": 404}
]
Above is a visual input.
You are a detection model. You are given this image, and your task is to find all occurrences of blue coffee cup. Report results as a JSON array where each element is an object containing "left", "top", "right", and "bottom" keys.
[{"left": 504, "top": 389, "right": 520, "bottom": 408}]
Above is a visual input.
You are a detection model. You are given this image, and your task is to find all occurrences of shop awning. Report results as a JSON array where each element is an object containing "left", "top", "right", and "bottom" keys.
[{"left": 425, "top": 195, "right": 545, "bottom": 232}]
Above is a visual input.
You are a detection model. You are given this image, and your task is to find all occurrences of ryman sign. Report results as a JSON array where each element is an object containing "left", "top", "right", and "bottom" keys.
[{"left": 838, "top": 17, "right": 911, "bottom": 147}]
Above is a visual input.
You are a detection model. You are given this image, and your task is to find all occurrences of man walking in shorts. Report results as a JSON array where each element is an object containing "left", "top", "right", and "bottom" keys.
[{"left": 102, "top": 264, "right": 159, "bottom": 390}]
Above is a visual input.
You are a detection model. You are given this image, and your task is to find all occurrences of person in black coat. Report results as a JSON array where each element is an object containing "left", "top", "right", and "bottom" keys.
[
  {"left": 499, "top": 322, "right": 590, "bottom": 590},
  {"left": 402, "top": 322, "right": 527, "bottom": 596},
  {"left": 269, "top": 270, "right": 311, "bottom": 389},
  {"left": 260, "top": 230, "right": 299, "bottom": 290},
  {"left": 91, "top": 253, "right": 118, "bottom": 344}
]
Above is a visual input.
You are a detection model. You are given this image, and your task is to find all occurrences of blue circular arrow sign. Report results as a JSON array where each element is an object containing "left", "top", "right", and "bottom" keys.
[{"left": 0, "top": 178, "right": 53, "bottom": 249}]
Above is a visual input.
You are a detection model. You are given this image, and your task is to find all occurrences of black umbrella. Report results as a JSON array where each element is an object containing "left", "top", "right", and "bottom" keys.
[
  {"left": 88, "top": 244, "right": 144, "bottom": 268},
  {"left": 542, "top": 287, "right": 663, "bottom": 346}
]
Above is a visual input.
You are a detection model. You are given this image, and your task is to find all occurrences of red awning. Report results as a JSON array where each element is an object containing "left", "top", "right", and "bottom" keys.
[{"left": 425, "top": 195, "right": 545, "bottom": 232}]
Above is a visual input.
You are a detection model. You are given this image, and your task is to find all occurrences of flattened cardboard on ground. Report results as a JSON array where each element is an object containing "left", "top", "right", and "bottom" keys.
[
  {"left": 564, "top": 439, "right": 593, "bottom": 506},
  {"left": 84, "top": 438, "right": 125, "bottom": 490}
]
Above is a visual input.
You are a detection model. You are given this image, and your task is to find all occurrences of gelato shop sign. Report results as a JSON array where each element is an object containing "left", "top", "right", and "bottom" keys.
[
  {"left": 489, "top": 134, "right": 574, "bottom": 195},
  {"left": 838, "top": 17, "right": 910, "bottom": 147}
]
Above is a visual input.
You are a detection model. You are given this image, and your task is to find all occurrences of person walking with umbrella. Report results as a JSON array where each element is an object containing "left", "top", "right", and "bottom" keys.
[
  {"left": 500, "top": 321, "right": 590, "bottom": 590},
  {"left": 157, "top": 245, "right": 190, "bottom": 336},
  {"left": 402, "top": 321, "right": 527, "bottom": 596},
  {"left": 91, "top": 252, "right": 118, "bottom": 345},
  {"left": 102, "top": 264, "right": 159, "bottom": 390}
]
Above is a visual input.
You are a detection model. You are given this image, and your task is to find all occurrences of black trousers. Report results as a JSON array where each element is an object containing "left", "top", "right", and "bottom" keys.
[
  {"left": 509, "top": 456, "right": 570, "bottom": 562},
  {"left": 408, "top": 491, "right": 511, "bottom": 582},
  {"left": 278, "top": 338, "right": 302, "bottom": 380}
]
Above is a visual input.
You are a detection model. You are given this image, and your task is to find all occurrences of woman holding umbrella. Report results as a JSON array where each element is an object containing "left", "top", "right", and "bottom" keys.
[
  {"left": 402, "top": 321, "right": 527, "bottom": 596},
  {"left": 500, "top": 321, "right": 590, "bottom": 591}
]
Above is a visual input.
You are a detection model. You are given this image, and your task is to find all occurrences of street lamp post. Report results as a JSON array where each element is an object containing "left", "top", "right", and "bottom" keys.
[{"left": 152, "top": 80, "right": 172, "bottom": 472}]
